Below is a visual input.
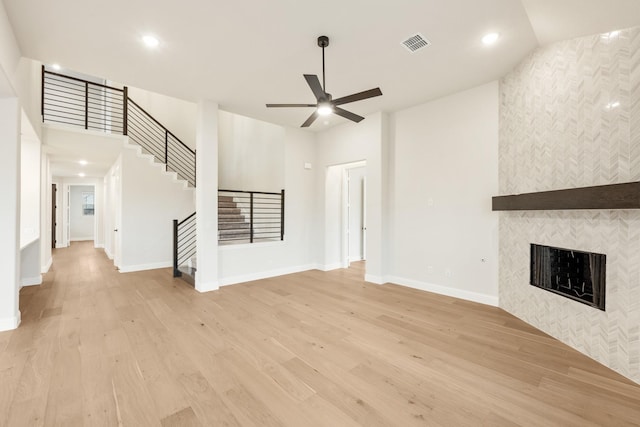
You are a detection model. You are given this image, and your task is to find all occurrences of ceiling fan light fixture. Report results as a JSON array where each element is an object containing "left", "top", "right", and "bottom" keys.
[
  {"left": 317, "top": 103, "right": 333, "bottom": 116},
  {"left": 482, "top": 32, "right": 500, "bottom": 45}
]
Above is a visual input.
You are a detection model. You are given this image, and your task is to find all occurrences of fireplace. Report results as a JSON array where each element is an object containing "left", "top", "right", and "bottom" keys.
[{"left": 530, "top": 244, "right": 606, "bottom": 311}]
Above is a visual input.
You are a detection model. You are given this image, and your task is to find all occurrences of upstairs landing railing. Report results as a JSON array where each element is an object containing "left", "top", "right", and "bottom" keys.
[{"left": 42, "top": 66, "right": 196, "bottom": 186}]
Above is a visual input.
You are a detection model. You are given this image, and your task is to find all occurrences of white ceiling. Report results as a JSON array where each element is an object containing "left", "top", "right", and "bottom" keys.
[{"left": 4, "top": 0, "right": 640, "bottom": 133}]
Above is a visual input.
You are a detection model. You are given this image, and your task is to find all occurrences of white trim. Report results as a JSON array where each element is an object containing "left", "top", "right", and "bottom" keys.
[
  {"left": 118, "top": 261, "right": 172, "bottom": 273},
  {"left": 0, "top": 311, "right": 21, "bottom": 332},
  {"left": 104, "top": 247, "right": 113, "bottom": 259},
  {"left": 383, "top": 275, "right": 499, "bottom": 307},
  {"left": 21, "top": 275, "right": 43, "bottom": 287},
  {"left": 94, "top": 243, "right": 104, "bottom": 249},
  {"left": 70, "top": 237, "right": 94, "bottom": 242},
  {"left": 195, "top": 280, "right": 219, "bottom": 293},
  {"left": 219, "top": 264, "right": 317, "bottom": 287},
  {"left": 41, "top": 256, "right": 53, "bottom": 274},
  {"left": 319, "top": 262, "right": 343, "bottom": 272},
  {"left": 364, "top": 274, "right": 384, "bottom": 285}
]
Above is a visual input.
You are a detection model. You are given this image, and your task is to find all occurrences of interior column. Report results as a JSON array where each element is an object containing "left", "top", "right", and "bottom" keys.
[
  {"left": 195, "top": 100, "right": 219, "bottom": 292},
  {"left": 0, "top": 97, "right": 21, "bottom": 330}
]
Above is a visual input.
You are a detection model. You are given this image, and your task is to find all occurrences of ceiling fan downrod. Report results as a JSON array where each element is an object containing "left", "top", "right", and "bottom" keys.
[{"left": 318, "top": 35, "right": 329, "bottom": 93}]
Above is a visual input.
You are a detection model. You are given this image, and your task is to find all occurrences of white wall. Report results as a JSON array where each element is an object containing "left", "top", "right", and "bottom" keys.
[
  {"left": 119, "top": 147, "right": 195, "bottom": 272},
  {"left": 218, "top": 110, "right": 285, "bottom": 192},
  {"left": 387, "top": 81, "right": 499, "bottom": 305},
  {"left": 40, "top": 153, "right": 52, "bottom": 272},
  {"left": 126, "top": 86, "right": 197, "bottom": 149},
  {"left": 69, "top": 185, "right": 95, "bottom": 241},
  {"left": 218, "top": 127, "right": 316, "bottom": 284},
  {"left": 0, "top": 97, "right": 21, "bottom": 331},
  {"left": 20, "top": 130, "right": 40, "bottom": 247}
]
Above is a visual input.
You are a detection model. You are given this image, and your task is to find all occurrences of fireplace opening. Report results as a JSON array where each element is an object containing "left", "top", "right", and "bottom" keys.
[{"left": 530, "top": 244, "right": 606, "bottom": 311}]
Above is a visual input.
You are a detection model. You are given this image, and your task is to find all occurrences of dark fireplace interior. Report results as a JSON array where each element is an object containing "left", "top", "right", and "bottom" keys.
[{"left": 530, "top": 244, "right": 606, "bottom": 311}]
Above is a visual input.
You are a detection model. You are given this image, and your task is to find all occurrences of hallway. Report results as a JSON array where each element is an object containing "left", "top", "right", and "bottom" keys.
[{"left": 0, "top": 242, "right": 639, "bottom": 426}]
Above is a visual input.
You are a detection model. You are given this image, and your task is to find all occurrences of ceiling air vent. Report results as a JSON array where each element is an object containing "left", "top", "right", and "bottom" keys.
[{"left": 401, "top": 33, "right": 431, "bottom": 53}]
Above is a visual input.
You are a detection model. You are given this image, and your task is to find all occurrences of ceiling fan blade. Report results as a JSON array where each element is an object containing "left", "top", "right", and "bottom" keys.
[
  {"left": 303, "top": 74, "right": 326, "bottom": 101},
  {"left": 266, "top": 104, "right": 316, "bottom": 108},
  {"left": 333, "top": 107, "right": 364, "bottom": 123},
  {"left": 301, "top": 111, "right": 319, "bottom": 127},
  {"left": 333, "top": 88, "right": 383, "bottom": 106}
]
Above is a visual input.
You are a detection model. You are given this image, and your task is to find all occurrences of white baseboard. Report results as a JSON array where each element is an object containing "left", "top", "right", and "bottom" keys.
[
  {"left": 41, "top": 256, "right": 53, "bottom": 274},
  {"left": 196, "top": 280, "right": 219, "bottom": 293},
  {"left": 104, "top": 247, "right": 113, "bottom": 259},
  {"left": 94, "top": 243, "right": 104, "bottom": 249},
  {"left": 318, "top": 262, "right": 343, "bottom": 272},
  {"left": 21, "top": 275, "right": 43, "bottom": 288},
  {"left": 364, "top": 274, "right": 384, "bottom": 285},
  {"left": 70, "top": 237, "right": 94, "bottom": 242},
  {"left": 118, "top": 261, "right": 172, "bottom": 273},
  {"left": 0, "top": 311, "right": 21, "bottom": 332},
  {"left": 219, "top": 264, "right": 317, "bottom": 287},
  {"left": 383, "top": 275, "right": 499, "bottom": 307}
]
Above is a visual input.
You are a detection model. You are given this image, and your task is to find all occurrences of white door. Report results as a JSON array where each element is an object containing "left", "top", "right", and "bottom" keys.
[
  {"left": 111, "top": 169, "right": 121, "bottom": 268},
  {"left": 348, "top": 167, "right": 366, "bottom": 262},
  {"left": 362, "top": 176, "right": 367, "bottom": 261},
  {"left": 66, "top": 186, "right": 71, "bottom": 246}
]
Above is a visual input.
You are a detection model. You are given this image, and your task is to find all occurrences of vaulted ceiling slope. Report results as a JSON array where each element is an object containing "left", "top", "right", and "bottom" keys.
[{"left": 3, "top": 0, "right": 640, "bottom": 129}]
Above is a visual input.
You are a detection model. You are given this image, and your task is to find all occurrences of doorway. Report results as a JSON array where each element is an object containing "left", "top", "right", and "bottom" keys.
[
  {"left": 51, "top": 184, "right": 57, "bottom": 249},
  {"left": 67, "top": 184, "right": 96, "bottom": 245}
]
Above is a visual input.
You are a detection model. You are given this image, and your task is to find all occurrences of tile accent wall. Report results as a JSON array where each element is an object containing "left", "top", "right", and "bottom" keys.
[{"left": 499, "top": 26, "right": 640, "bottom": 383}]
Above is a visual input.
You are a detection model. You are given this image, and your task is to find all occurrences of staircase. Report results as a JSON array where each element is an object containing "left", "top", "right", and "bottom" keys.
[
  {"left": 42, "top": 66, "right": 197, "bottom": 284},
  {"left": 218, "top": 195, "right": 251, "bottom": 243},
  {"left": 42, "top": 67, "right": 285, "bottom": 288}
]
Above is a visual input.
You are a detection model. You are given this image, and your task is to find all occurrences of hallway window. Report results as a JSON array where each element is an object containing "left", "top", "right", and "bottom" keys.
[{"left": 82, "top": 192, "right": 94, "bottom": 215}]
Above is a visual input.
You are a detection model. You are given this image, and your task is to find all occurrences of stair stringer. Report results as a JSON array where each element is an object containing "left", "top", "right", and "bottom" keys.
[{"left": 122, "top": 136, "right": 194, "bottom": 191}]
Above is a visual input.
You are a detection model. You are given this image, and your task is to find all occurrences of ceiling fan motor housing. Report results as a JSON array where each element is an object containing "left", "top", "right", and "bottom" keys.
[{"left": 317, "top": 35, "right": 329, "bottom": 47}]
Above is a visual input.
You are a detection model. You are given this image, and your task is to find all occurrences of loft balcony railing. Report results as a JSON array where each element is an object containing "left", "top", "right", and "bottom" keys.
[
  {"left": 218, "top": 189, "right": 285, "bottom": 244},
  {"left": 41, "top": 66, "right": 196, "bottom": 187}
]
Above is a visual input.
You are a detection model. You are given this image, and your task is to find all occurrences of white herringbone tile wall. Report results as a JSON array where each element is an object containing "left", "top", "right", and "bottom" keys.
[{"left": 499, "top": 26, "right": 640, "bottom": 383}]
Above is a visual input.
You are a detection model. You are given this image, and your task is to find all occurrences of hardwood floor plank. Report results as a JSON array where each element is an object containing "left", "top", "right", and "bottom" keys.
[{"left": 0, "top": 243, "right": 638, "bottom": 426}]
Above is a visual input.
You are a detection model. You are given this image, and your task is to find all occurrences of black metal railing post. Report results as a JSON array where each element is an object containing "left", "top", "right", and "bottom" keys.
[
  {"left": 173, "top": 219, "right": 181, "bottom": 277},
  {"left": 122, "top": 87, "right": 128, "bottom": 135},
  {"left": 40, "top": 65, "right": 45, "bottom": 120},
  {"left": 249, "top": 192, "right": 254, "bottom": 243},
  {"left": 281, "top": 189, "right": 285, "bottom": 240},
  {"left": 84, "top": 82, "right": 89, "bottom": 129},
  {"left": 165, "top": 130, "right": 169, "bottom": 171}
]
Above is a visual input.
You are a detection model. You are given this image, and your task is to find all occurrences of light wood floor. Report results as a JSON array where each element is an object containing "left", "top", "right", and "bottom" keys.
[{"left": 1, "top": 242, "right": 639, "bottom": 426}]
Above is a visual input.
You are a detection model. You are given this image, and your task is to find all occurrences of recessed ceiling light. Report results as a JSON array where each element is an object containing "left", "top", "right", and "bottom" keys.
[
  {"left": 51, "top": 63, "right": 61, "bottom": 71},
  {"left": 142, "top": 35, "right": 160, "bottom": 48},
  {"left": 78, "top": 173, "right": 86, "bottom": 177},
  {"left": 79, "top": 160, "right": 88, "bottom": 165},
  {"left": 482, "top": 32, "right": 500, "bottom": 46}
]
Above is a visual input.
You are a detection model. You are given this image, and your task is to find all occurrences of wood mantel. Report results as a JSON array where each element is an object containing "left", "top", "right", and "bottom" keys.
[{"left": 492, "top": 181, "right": 640, "bottom": 211}]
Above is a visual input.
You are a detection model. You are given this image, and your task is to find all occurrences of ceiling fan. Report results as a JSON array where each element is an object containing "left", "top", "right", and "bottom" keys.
[{"left": 266, "top": 35, "right": 383, "bottom": 127}]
